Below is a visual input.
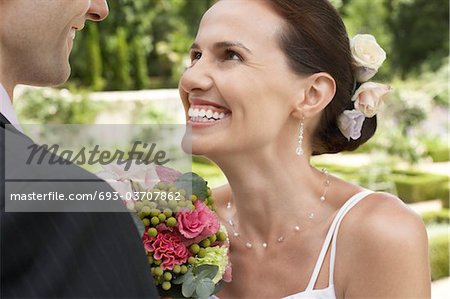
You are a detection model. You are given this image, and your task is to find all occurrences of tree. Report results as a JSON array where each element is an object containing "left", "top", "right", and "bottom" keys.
[
  {"left": 111, "top": 27, "right": 132, "bottom": 90},
  {"left": 131, "top": 36, "right": 150, "bottom": 90},
  {"left": 387, "top": 0, "right": 449, "bottom": 77},
  {"left": 85, "top": 23, "right": 105, "bottom": 91}
]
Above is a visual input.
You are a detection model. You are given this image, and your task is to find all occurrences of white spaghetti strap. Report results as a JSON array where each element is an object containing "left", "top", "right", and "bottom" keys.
[
  {"left": 305, "top": 190, "right": 373, "bottom": 291},
  {"left": 328, "top": 190, "right": 373, "bottom": 285}
]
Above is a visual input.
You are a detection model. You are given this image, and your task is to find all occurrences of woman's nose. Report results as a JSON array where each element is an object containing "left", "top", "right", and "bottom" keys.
[{"left": 179, "top": 59, "right": 214, "bottom": 94}]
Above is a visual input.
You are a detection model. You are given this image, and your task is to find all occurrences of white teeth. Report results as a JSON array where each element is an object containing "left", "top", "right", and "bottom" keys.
[{"left": 188, "top": 106, "right": 229, "bottom": 122}]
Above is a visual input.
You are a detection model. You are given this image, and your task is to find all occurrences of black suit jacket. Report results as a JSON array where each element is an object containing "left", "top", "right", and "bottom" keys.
[{"left": 0, "top": 114, "right": 159, "bottom": 298}]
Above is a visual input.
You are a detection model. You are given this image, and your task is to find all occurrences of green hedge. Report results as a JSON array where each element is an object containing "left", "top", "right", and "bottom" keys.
[
  {"left": 391, "top": 171, "right": 448, "bottom": 203},
  {"left": 422, "top": 209, "right": 450, "bottom": 225},
  {"left": 430, "top": 234, "right": 450, "bottom": 281}
]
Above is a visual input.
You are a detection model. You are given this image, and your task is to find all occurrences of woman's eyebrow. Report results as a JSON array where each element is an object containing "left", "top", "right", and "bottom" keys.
[
  {"left": 213, "top": 41, "right": 252, "bottom": 54},
  {"left": 189, "top": 41, "right": 253, "bottom": 54}
]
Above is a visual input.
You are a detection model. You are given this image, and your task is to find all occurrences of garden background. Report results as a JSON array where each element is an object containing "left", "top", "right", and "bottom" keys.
[{"left": 13, "top": 0, "right": 449, "bottom": 297}]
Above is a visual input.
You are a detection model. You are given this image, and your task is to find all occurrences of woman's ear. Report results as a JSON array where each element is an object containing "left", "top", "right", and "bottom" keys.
[{"left": 291, "top": 72, "right": 336, "bottom": 119}]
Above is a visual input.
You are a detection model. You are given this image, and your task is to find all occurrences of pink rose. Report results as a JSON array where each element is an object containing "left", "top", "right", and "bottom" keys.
[
  {"left": 351, "top": 82, "right": 391, "bottom": 118},
  {"left": 142, "top": 228, "right": 190, "bottom": 270},
  {"left": 177, "top": 201, "right": 220, "bottom": 241}
]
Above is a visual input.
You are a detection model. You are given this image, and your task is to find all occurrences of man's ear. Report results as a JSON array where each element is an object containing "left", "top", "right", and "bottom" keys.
[{"left": 291, "top": 73, "right": 336, "bottom": 119}]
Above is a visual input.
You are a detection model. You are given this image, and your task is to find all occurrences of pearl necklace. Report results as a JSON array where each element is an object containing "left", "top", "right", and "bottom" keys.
[{"left": 226, "top": 168, "right": 330, "bottom": 249}]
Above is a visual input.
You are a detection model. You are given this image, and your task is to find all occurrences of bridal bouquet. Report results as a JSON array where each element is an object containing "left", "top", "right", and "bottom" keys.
[{"left": 97, "top": 163, "right": 232, "bottom": 299}]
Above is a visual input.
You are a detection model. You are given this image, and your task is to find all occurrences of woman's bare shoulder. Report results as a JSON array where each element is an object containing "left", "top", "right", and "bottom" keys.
[{"left": 336, "top": 192, "right": 430, "bottom": 298}]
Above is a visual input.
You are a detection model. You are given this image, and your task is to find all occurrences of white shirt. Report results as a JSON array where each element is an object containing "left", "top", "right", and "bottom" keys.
[{"left": 0, "top": 83, "right": 24, "bottom": 133}]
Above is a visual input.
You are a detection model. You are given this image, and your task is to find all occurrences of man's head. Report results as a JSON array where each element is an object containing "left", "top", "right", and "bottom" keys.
[{"left": 0, "top": 0, "right": 108, "bottom": 91}]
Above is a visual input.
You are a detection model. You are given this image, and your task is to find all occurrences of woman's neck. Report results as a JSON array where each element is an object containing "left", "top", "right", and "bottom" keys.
[{"left": 211, "top": 149, "right": 329, "bottom": 246}]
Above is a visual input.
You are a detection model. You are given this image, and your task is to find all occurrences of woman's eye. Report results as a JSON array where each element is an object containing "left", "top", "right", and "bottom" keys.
[
  {"left": 225, "top": 50, "right": 242, "bottom": 61},
  {"left": 190, "top": 51, "right": 202, "bottom": 62}
]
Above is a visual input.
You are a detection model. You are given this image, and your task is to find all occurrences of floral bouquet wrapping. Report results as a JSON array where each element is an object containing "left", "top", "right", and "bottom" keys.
[{"left": 97, "top": 164, "right": 232, "bottom": 299}]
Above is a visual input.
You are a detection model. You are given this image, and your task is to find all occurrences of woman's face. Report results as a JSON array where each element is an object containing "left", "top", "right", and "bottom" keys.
[{"left": 179, "top": 0, "right": 307, "bottom": 158}]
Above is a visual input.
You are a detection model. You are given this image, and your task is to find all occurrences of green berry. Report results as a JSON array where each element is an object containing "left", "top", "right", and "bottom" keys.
[
  {"left": 172, "top": 265, "right": 181, "bottom": 274},
  {"left": 197, "top": 248, "right": 207, "bottom": 258},
  {"left": 189, "top": 244, "right": 200, "bottom": 254},
  {"left": 163, "top": 272, "right": 172, "bottom": 281},
  {"left": 150, "top": 208, "right": 160, "bottom": 217},
  {"left": 142, "top": 218, "right": 150, "bottom": 227},
  {"left": 186, "top": 203, "right": 195, "bottom": 211},
  {"left": 157, "top": 182, "right": 166, "bottom": 190},
  {"left": 180, "top": 265, "right": 188, "bottom": 274},
  {"left": 154, "top": 267, "right": 163, "bottom": 276},
  {"left": 200, "top": 239, "right": 211, "bottom": 248},
  {"left": 151, "top": 216, "right": 160, "bottom": 226},
  {"left": 179, "top": 189, "right": 186, "bottom": 196},
  {"left": 154, "top": 259, "right": 162, "bottom": 266},
  {"left": 168, "top": 201, "right": 178, "bottom": 210},
  {"left": 147, "top": 227, "right": 158, "bottom": 237},
  {"left": 137, "top": 211, "right": 146, "bottom": 219},
  {"left": 158, "top": 213, "right": 166, "bottom": 222},
  {"left": 148, "top": 202, "right": 157, "bottom": 209},
  {"left": 163, "top": 208, "right": 173, "bottom": 217},
  {"left": 141, "top": 206, "right": 151, "bottom": 216},
  {"left": 161, "top": 281, "right": 171, "bottom": 291},
  {"left": 169, "top": 186, "right": 178, "bottom": 193},
  {"left": 209, "top": 234, "right": 217, "bottom": 243},
  {"left": 135, "top": 201, "right": 144, "bottom": 211},
  {"left": 188, "top": 256, "right": 196, "bottom": 264},
  {"left": 166, "top": 217, "right": 177, "bottom": 227},
  {"left": 217, "top": 231, "right": 227, "bottom": 242},
  {"left": 147, "top": 256, "right": 154, "bottom": 264}
]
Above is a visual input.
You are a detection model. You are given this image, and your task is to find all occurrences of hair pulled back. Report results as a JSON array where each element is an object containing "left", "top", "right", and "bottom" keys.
[{"left": 264, "top": 0, "right": 377, "bottom": 155}]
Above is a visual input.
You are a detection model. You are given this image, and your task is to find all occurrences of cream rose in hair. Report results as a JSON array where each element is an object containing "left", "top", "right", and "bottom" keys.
[
  {"left": 352, "top": 82, "right": 391, "bottom": 118},
  {"left": 351, "top": 34, "right": 386, "bottom": 82}
]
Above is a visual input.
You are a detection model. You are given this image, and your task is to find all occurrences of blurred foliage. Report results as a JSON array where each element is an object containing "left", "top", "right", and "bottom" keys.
[
  {"left": 429, "top": 234, "right": 449, "bottom": 281},
  {"left": 15, "top": 88, "right": 98, "bottom": 124},
  {"left": 422, "top": 209, "right": 450, "bottom": 226},
  {"left": 70, "top": 0, "right": 214, "bottom": 90},
  {"left": 66, "top": 0, "right": 448, "bottom": 91},
  {"left": 356, "top": 59, "right": 449, "bottom": 164}
]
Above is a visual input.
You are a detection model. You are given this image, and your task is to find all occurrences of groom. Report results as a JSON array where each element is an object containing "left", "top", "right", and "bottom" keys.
[{"left": 0, "top": 1, "right": 158, "bottom": 298}]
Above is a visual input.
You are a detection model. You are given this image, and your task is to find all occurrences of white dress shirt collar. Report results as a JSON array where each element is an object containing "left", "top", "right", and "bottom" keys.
[{"left": 0, "top": 83, "right": 24, "bottom": 133}]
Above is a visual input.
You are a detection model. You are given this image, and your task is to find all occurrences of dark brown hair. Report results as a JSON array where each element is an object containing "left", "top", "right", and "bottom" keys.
[{"left": 264, "top": 0, "right": 377, "bottom": 155}]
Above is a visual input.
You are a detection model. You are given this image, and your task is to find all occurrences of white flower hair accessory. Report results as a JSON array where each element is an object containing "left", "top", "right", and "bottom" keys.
[
  {"left": 337, "top": 34, "right": 391, "bottom": 141},
  {"left": 352, "top": 82, "right": 391, "bottom": 118},
  {"left": 338, "top": 110, "right": 366, "bottom": 141},
  {"left": 351, "top": 34, "right": 386, "bottom": 82}
]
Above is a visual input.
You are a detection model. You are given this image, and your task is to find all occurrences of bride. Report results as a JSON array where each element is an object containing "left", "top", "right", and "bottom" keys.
[{"left": 179, "top": 0, "right": 431, "bottom": 298}]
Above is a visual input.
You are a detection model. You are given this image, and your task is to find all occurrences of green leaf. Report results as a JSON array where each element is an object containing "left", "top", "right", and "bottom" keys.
[
  {"left": 174, "top": 172, "right": 208, "bottom": 200},
  {"left": 172, "top": 273, "right": 187, "bottom": 285},
  {"left": 130, "top": 179, "right": 145, "bottom": 192},
  {"left": 193, "top": 264, "right": 219, "bottom": 281},
  {"left": 195, "top": 278, "right": 215, "bottom": 299},
  {"left": 181, "top": 273, "right": 196, "bottom": 298}
]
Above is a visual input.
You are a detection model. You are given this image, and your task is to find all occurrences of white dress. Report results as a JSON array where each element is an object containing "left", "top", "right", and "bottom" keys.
[{"left": 213, "top": 190, "right": 374, "bottom": 299}]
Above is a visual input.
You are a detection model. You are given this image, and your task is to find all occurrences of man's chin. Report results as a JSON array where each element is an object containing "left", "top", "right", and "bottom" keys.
[{"left": 30, "top": 65, "right": 71, "bottom": 87}]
